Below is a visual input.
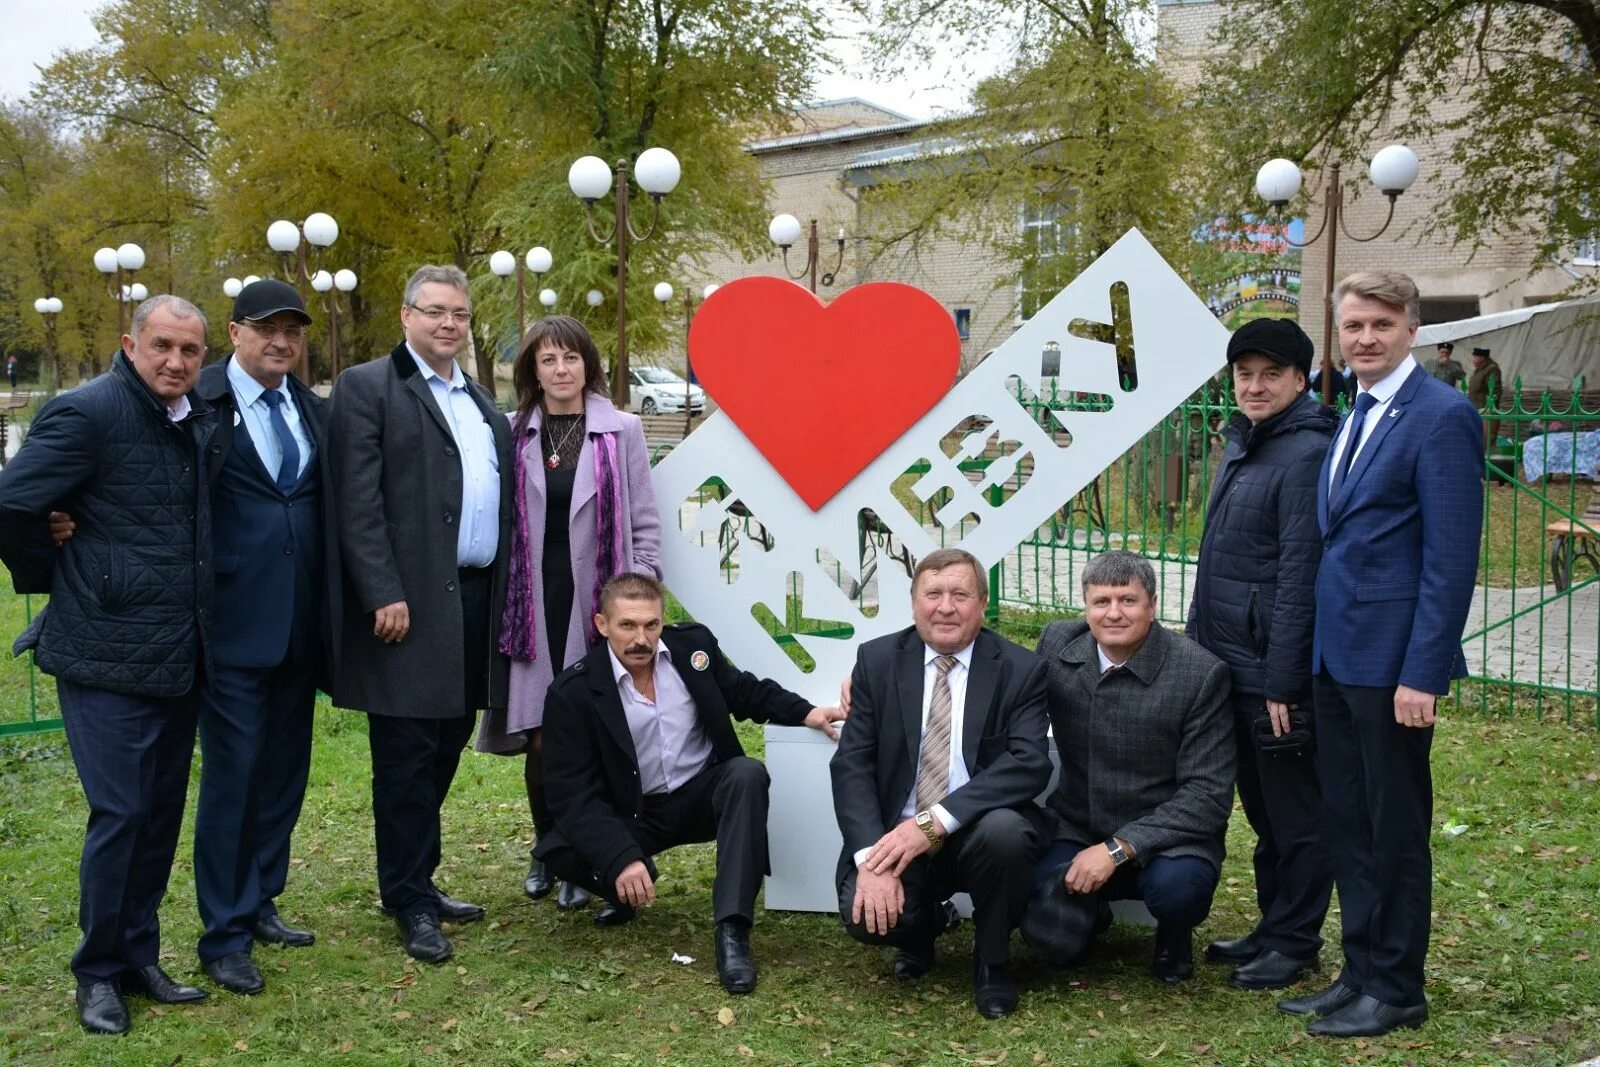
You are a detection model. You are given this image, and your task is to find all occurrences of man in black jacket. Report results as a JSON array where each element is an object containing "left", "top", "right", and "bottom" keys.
[
  {"left": 0, "top": 296, "right": 215, "bottom": 1035},
  {"left": 1187, "top": 318, "right": 1337, "bottom": 991},
  {"left": 538, "top": 572, "right": 843, "bottom": 995},
  {"left": 832, "top": 548, "right": 1053, "bottom": 1019}
]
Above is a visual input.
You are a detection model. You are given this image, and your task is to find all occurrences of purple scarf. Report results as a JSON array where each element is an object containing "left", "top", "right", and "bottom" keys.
[{"left": 499, "top": 406, "right": 626, "bottom": 660}]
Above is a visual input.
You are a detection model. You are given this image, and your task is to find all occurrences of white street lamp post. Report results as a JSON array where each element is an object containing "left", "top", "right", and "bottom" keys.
[
  {"left": 488, "top": 245, "right": 552, "bottom": 344},
  {"left": 31, "top": 296, "right": 63, "bottom": 391},
  {"left": 568, "top": 146, "right": 681, "bottom": 408},
  {"left": 94, "top": 242, "right": 145, "bottom": 339},
  {"left": 265, "top": 212, "right": 339, "bottom": 380},
  {"left": 768, "top": 213, "right": 846, "bottom": 294},
  {"left": 1254, "top": 145, "right": 1420, "bottom": 403}
]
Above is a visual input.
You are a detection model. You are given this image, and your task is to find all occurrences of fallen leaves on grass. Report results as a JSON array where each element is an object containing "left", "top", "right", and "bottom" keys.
[{"left": 716, "top": 1006, "right": 735, "bottom": 1027}]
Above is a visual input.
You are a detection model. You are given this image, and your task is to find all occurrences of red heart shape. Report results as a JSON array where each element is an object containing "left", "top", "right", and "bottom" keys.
[{"left": 688, "top": 277, "right": 960, "bottom": 510}]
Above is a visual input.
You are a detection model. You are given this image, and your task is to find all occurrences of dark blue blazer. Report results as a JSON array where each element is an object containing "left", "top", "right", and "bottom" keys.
[
  {"left": 199, "top": 358, "right": 341, "bottom": 682},
  {"left": 1312, "top": 363, "right": 1483, "bottom": 694}
]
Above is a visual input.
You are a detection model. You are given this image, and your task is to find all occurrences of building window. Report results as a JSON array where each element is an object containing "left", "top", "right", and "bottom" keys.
[
  {"left": 1420, "top": 297, "right": 1480, "bottom": 325},
  {"left": 1019, "top": 196, "right": 1076, "bottom": 321},
  {"left": 954, "top": 307, "right": 971, "bottom": 339}
]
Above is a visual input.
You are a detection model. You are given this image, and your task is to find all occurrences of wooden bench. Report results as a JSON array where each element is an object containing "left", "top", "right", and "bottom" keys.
[
  {"left": 1548, "top": 486, "right": 1600, "bottom": 592},
  {"left": 0, "top": 389, "right": 32, "bottom": 467}
]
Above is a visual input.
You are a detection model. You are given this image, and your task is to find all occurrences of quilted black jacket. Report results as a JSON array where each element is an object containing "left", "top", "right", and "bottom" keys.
[
  {"left": 1186, "top": 391, "right": 1336, "bottom": 702},
  {"left": 0, "top": 354, "right": 214, "bottom": 695}
]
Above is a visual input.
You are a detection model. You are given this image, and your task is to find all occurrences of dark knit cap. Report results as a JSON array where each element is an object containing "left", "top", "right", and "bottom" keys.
[{"left": 1226, "top": 317, "right": 1313, "bottom": 378}]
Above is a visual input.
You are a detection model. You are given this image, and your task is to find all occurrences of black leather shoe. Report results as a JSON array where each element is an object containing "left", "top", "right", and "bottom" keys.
[
  {"left": 1150, "top": 927, "right": 1195, "bottom": 985},
  {"left": 396, "top": 912, "right": 452, "bottom": 963},
  {"left": 1278, "top": 980, "right": 1360, "bottom": 1017},
  {"left": 715, "top": 920, "right": 758, "bottom": 994},
  {"left": 76, "top": 981, "right": 130, "bottom": 1035},
  {"left": 1230, "top": 949, "right": 1318, "bottom": 990},
  {"left": 1307, "top": 994, "right": 1427, "bottom": 1038},
  {"left": 254, "top": 912, "right": 316, "bottom": 947},
  {"left": 1205, "top": 931, "right": 1262, "bottom": 964},
  {"left": 524, "top": 858, "right": 554, "bottom": 900},
  {"left": 203, "top": 950, "right": 265, "bottom": 995},
  {"left": 556, "top": 881, "right": 592, "bottom": 911},
  {"left": 972, "top": 957, "right": 1019, "bottom": 1018},
  {"left": 121, "top": 964, "right": 208, "bottom": 1003},
  {"left": 433, "top": 889, "right": 485, "bottom": 924},
  {"left": 892, "top": 937, "right": 936, "bottom": 980},
  {"left": 593, "top": 901, "right": 637, "bottom": 927}
]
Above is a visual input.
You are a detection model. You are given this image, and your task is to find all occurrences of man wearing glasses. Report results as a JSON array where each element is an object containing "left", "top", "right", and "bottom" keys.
[
  {"left": 190, "top": 279, "right": 341, "bottom": 995},
  {"left": 328, "top": 265, "right": 513, "bottom": 963}
]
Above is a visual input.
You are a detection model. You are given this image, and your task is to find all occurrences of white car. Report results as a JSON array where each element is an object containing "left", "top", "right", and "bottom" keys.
[{"left": 628, "top": 364, "right": 706, "bottom": 416}]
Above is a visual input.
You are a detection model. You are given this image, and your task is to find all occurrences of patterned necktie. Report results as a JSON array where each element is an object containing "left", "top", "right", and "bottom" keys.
[
  {"left": 261, "top": 390, "right": 301, "bottom": 494},
  {"left": 1332, "top": 391, "right": 1378, "bottom": 497},
  {"left": 914, "top": 655, "right": 958, "bottom": 814}
]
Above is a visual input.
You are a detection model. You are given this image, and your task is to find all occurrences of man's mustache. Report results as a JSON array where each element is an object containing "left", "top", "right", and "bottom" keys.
[{"left": 625, "top": 643, "right": 653, "bottom": 656}]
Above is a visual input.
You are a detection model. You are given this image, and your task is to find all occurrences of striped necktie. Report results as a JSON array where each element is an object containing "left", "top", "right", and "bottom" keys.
[{"left": 914, "top": 655, "right": 958, "bottom": 813}]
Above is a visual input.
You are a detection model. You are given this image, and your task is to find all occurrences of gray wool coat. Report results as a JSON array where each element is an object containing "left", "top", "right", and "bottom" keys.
[
  {"left": 327, "top": 342, "right": 513, "bottom": 718},
  {"left": 1037, "top": 618, "right": 1235, "bottom": 869}
]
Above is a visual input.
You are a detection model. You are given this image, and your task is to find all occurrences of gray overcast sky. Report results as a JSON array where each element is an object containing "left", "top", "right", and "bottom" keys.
[{"left": 0, "top": 1, "right": 1005, "bottom": 117}]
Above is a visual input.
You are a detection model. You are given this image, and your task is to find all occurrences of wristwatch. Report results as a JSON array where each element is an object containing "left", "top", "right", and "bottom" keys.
[
  {"left": 1105, "top": 838, "right": 1130, "bottom": 867},
  {"left": 914, "top": 810, "right": 944, "bottom": 852}
]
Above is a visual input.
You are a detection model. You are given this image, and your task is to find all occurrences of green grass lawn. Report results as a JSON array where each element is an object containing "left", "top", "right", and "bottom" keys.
[{"left": 1, "top": 692, "right": 1597, "bottom": 1066}]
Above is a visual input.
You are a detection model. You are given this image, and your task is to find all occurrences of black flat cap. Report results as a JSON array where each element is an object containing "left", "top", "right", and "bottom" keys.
[
  {"left": 1019, "top": 863, "right": 1100, "bottom": 966},
  {"left": 1472, "top": 346, "right": 1491, "bottom": 357},
  {"left": 1226, "top": 317, "right": 1313, "bottom": 378}
]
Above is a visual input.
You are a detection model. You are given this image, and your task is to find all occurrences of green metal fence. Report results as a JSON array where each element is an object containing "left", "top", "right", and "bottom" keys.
[{"left": 674, "top": 376, "right": 1599, "bottom": 724}]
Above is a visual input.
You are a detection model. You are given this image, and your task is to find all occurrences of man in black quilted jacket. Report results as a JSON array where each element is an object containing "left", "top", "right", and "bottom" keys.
[
  {"left": 0, "top": 295, "right": 216, "bottom": 1036},
  {"left": 1186, "top": 317, "right": 1337, "bottom": 992}
]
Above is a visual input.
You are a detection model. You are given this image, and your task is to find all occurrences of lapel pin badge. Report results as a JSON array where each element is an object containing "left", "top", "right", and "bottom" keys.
[
  {"left": 689, "top": 650, "right": 710, "bottom": 672},
  {"left": 1388, "top": 408, "right": 1401, "bottom": 418}
]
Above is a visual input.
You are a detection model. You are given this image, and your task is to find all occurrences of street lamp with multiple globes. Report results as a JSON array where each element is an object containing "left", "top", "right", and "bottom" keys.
[
  {"left": 568, "top": 146, "right": 682, "bottom": 409},
  {"left": 311, "top": 268, "right": 360, "bottom": 380},
  {"left": 93, "top": 242, "right": 146, "bottom": 338},
  {"left": 653, "top": 281, "right": 721, "bottom": 435},
  {"left": 1254, "top": 144, "right": 1421, "bottom": 404},
  {"left": 31, "top": 297, "right": 64, "bottom": 390},
  {"left": 489, "top": 246, "right": 553, "bottom": 345},
  {"left": 768, "top": 213, "right": 846, "bottom": 294},
  {"left": 266, "top": 212, "right": 339, "bottom": 381}
]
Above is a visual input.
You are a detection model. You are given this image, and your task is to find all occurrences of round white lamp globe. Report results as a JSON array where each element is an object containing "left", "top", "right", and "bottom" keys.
[
  {"left": 568, "top": 156, "right": 613, "bottom": 201},
  {"left": 538, "top": 288, "right": 558, "bottom": 308},
  {"left": 47, "top": 298, "right": 63, "bottom": 313},
  {"left": 116, "top": 243, "right": 146, "bottom": 271},
  {"left": 768, "top": 213, "right": 803, "bottom": 247},
  {"left": 266, "top": 220, "right": 301, "bottom": 253},
  {"left": 634, "top": 147, "right": 681, "bottom": 196},
  {"left": 33, "top": 298, "right": 47, "bottom": 314},
  {"left": 311, "top": 270, "right": 334, "bottom": 292},
  {"left": 586, "top": 289, "right": 604, "bottom": 307},
  {"left": 703, "top": 283, "right": 719, "bottom": 299},
  {"left": 302, "top": 212, "right": 339, "bottom": 247},
  {"left": 653, "top": 282, "right": 674, "bottom": 303},
  {"left": 334, "top": 269, "right": 358, "bottom": 292},
  {"left": 128, "top": 283, "right": 148, "bottom": 301},
  {"left": 1254, "top": 158, "right": 1303, "bottom": 206},
  {"left": 526, "top": 246, "right": 553, "bottom": 274},
  {"left": 489, "top": 250, "right": 516, "bottom": 277},
  {"left": 243, "top": 274, "right": 261, "bottom": 287},
  {"left": 93, "top": 247, "right": 119, "bottom": 274},
  {"left": 1368, "top": 144, "right": 1420, "bottom": 195},
  {"left": 223, "top": 277, "right": 243, "bottom": 298}
]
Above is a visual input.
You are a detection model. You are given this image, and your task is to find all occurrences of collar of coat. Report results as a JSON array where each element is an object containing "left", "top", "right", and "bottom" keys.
[
  {"left": 1050, "top": 616, "right": 1172, "bottom": 687},
  {"left": 196, "top": 354, "right": 315, "bottom": 407},
  {"left": 390, "top": 340, "right": 481, "bottom": 385},
  {"left": 112, "top": 351, "right": 213, "bottom": 422},
  {"left": 513, "top": 390, "right": 627, "bottom": 438}
]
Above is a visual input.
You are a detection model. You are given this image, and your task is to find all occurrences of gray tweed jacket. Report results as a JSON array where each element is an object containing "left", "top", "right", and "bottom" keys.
[{"left": 1037, "top": 618, "right": 1235, "bottom": 869}]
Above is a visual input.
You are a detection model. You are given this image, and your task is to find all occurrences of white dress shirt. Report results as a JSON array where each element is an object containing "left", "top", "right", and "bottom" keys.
[
  {"left": 227, "top": 355, "right": 312, "bottom": 482},
  {"left": 854, "top": 640, "right": 975, "bottom": 869},
  {"left": 408, "top": 343, "right": 500, "bottom": 568},
  {"left": 1328, "top": 354, "right": 1417, "bottom": 487},
  {"left": 1096, "top": 643, "right": 1127, "bottom": 674},
  {"left": 607, "top": 644, "right": 713, "bottom": 795}
]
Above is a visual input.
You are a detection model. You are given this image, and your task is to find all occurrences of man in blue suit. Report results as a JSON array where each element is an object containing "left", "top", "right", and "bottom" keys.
[
  {"left": 191, "top": 280, "right": 340, "bottom": 995},
  {"left": 1279, "top": 272, "right": 1483, "bottom": 1038}
]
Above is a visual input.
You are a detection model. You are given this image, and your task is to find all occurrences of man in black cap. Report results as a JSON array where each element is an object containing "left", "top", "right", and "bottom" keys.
[
  {"left": 190, "top": 278, "right": 340, "bottom": 994},
  {"left": 1426, "top": 342, "right": 1465, "bottom": 389},
  {"left": 1187, "top": 317, "right": 1338, "bottom": 991},
  {"left": 1467, "top": 346, "right": 1503, "bottom": 448}
]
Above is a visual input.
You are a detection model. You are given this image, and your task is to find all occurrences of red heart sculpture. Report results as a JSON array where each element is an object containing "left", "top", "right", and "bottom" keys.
[{"left": 688, "top": 277, "right": 960, "bottom": 510}]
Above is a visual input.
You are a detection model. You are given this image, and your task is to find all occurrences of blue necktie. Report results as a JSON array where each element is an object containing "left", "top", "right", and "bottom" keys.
[
  {"left": 1332, "top": 392, "right": 1378, "bottom": 497},
  {"left": 261, "top": 390, "right": 301, "bottom": 494}
]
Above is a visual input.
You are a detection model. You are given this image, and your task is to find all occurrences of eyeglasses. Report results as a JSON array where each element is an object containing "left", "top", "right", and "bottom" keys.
[
  {"left": 407, "top": 304, "right": 472, "bottom": 325},
  {"left": 241, "top": 320, "right": 307, "bottom": 342}
]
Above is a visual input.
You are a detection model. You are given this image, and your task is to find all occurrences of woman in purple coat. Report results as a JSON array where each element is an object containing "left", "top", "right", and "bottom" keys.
[{"left": 476, "top": 316, "right": 662, "bottom": 908}]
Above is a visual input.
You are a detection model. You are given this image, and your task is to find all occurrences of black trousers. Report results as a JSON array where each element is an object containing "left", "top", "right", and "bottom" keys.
[
  {"left": 57, "top": 679, "right": 199, "bottom": 983},
  {"left": 367, "top": 567, "right": 489, "bottom": 916},
  {"left": 838, "top": 807, "right": 1043, "bottom": 965},
  {"left": 1313, "top": 672, "right": 1434, "bottom": 1007},
  {"left": 543, "top": 756, "right": 771, "bottom": 923},
  {"left": 194, "top": 660, "right": 317, "bottom": 962},
  {"left": 1230, "top": 693, "right": 1333, "bottom": 958}
]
